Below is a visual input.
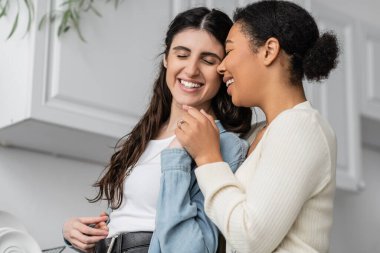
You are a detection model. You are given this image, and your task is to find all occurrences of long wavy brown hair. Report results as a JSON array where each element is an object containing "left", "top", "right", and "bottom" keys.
[{"left": 89, "top": 7, "right": 252, "bottom": 209}]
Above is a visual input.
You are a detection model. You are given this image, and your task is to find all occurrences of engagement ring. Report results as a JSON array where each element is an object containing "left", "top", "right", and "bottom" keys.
[{"left": 177, "top": 120, "right": 185, "bottom": 129}]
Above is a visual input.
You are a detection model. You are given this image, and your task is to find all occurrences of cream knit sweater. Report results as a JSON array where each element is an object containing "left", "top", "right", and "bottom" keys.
[{"left": 195, "top": 101, "right": 337, "bottom": 253}]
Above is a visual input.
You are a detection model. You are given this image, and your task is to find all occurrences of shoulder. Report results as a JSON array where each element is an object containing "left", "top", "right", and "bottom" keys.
[
  {"left": 264, "top": 102, "right": 337, "bottom": 171},
  {"left": 270, "top": 102, "right": 336, "bottom": 145}
]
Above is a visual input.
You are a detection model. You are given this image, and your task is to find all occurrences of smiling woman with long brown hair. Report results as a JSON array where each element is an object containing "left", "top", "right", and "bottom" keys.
[{"left": 62, "top": 7, "right": 252, "bottom": 253}]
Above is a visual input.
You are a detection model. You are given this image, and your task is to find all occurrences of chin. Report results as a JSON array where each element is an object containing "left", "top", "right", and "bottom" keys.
[
  {"left": 231, "top": 97, "right": 241, "bottom": 107},
  {"left": 174, "top": 99, "right": 198, "bottom": 107}
]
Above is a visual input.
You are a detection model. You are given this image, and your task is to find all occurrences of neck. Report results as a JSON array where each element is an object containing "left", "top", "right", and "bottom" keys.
[
  {"left": 256, "top": 51, "right": 307, "bottom": 125},
  {"left": 156, "top": 102, "right": 215, "bottom": 139},
  {"left": 260, "top": 82, "right": 306, "bottom": 126}
]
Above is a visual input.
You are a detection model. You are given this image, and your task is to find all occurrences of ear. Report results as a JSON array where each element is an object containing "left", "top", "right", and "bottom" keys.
[
  {"left": 163, "top": 57, "right": 168, "bottom": 68},
  {"left": 262, "top": 37, "right": 280, "bottom": 66}
]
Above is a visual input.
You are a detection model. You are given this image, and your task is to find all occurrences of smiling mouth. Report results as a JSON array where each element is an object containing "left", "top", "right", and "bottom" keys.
[
  {"left": 226, "top": 79, "right": 234, "bottom": 87},
  {"left": 180, "top": 79, "right": 202, "bottom": 89}
]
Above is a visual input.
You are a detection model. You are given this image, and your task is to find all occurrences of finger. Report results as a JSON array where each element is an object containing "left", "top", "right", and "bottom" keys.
[
  {"left": 200, "top": 109, "right": 214, "bottom": 122},
  {"left": 185, "top": 107, "right": 207, "bottom": 121},
  {"left": 175, "top": 127, "right": 188, "bottom": 147},
  {"left": 70, "top": 238, "right": 97, "bottom": 252},
  {"left": 182, "top": 105, "right": 209, "bottom": 122},
  {"left": 99, "top": 211, "right": 108, "bottom": 217},
  {"left": 95, "top": 221, "right": 109, "bottom": 231},
  {"left": 72, "top": 229, "right": 107, "bottom": 244},
  {"left": 182, "top": 105, "right": 192, "bottom": 111},
  {"left": 186, "top": 108, "right": 216, "bottom": 131},
  {"left": 182, "top": 113, "right": 197, "bottom": 126},
  {"left": 76, "top": 222, "right": 109, "bottom": 236},
  {"left": 78, "top": 216, "right": 108, "bottom": 225},
  {"left": 177, "top": 113, "right": 197, "bottom": 132},
  {"left": 200, "top": 109, "right": 218, "bottom": 130}
]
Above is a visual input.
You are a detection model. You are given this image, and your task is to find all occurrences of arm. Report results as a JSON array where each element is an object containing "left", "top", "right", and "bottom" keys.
[
  {"left": 149, "top": 148, "right": 218, "bottom": 253},
  {"left": 150, "top": 134, "right": 247, "bottom": 253},
  {"left": 195, "top": 112, "right": 333, "bottom": 253}
]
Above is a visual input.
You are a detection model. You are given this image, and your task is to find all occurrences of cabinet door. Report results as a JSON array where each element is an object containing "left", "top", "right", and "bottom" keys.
[
  {"left": 362, "top": 27, "right": 380, "bottom": 119},
  {"left": 32, "top": 0, "right": 172, "bottom": 138},
  {"left": 0, "top": 0, "right": 174, "bottom": 164},
  {"left": 360, "top": 23, "right": 380, "bottom": 132},
  {"left": 307, "top": 2, "right": 363, "bottom": 191}
]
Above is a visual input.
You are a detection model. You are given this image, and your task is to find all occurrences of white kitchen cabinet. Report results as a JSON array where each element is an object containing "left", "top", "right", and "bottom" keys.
[
  {"left": 361, "top": 23, "right": 380, "bottom": 120},
  {"left": 0, "top": 0, "right": 172, "bottom": 164},
  {"left": 305, "top": 1, "right": 363, "bottom": 191},
  {"left": 359, "top": 22, "right": 380, "bottom": 150},
  {"left": 0, "top": 0, "right": 367, "bottom": 190}
]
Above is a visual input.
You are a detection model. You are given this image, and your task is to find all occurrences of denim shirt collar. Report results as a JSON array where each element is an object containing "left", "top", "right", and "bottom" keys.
[{"left": 215, "top": 120, "right": 226, "bottom": 134}]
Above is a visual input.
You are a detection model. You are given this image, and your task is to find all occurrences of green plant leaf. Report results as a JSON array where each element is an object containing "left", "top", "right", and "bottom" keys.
[
  {"left": 38, "top": 13, "right": 48, "bottom": 30},
  {"left": 1, "top": 0, "right": 122, "bottom": 40},
  {"left": 115, "top": 0, "right": 120, "bottom": 9},
  {"left": 23, "top": 0, "right": 34, "bottom": 35},
  {"left": 7, "top": 12, "right": 19, "bottom": 39},
  {"left": 70, "top": 9, "right": 86, "bottom": 42},
  {"left": 0, "top": 0, "right": 9, "bottom": 18},
  {"left": 58, "top": 9, "right": 71, "bottom": 37},
  {"left": 89, "top": 4, "right": 102, "bottom": 17}
]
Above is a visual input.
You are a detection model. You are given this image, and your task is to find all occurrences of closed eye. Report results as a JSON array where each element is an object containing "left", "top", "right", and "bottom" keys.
[{"left": 202, "top": 58, "right": 215, "bottom": 65}]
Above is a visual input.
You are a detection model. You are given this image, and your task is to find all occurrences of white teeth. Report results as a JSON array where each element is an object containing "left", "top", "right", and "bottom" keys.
[
  {"left": 226, "top": 79, "right": 234, "bottom": 87},
  {"left": 180, "top": 80, "right": 201, "bottom": 88}
]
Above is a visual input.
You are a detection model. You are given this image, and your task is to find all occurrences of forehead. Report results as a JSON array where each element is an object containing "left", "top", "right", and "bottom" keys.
[
  {"left": 227, "top": 23, "right": 246, "bottom": 41},
  {"left": 170, "top": 28, "right": 224, "bottom": 55}
]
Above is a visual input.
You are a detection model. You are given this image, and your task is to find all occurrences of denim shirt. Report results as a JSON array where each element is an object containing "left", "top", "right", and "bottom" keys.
[
  {"left": 148, "top": 121, "right": 248, "bottom": 253},
  {"left": 64, "top": 121, "right": 248, "bottom": 253}
]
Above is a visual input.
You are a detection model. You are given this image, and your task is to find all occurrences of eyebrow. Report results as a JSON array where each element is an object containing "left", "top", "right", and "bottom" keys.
[
  {"left": 225, "top": 39, "right": 233, "bottom": 46},
  {"left": 172, "top": 46, "right": 222, "bottom": 62}
]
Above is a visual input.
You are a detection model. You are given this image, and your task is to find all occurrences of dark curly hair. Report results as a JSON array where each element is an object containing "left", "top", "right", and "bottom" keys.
[
  {"left": 234, "top": 0, "right": 339, "bottom": 83},
  {"left": 89, "top": 7, "right": 252, "bottom": 209}
]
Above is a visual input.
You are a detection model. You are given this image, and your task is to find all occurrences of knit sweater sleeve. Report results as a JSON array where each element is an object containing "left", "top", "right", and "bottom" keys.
[{"left": 195, "top": 110, "right": 333, "bottom": 253}]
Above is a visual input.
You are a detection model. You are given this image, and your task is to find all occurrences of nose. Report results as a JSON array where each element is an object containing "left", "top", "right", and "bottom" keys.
[
  {"left": 217, "top": 58, "right": 226, "bottom": 75},
  {"left": 185, "top": 58, "right": 200, "bottom": 77}
]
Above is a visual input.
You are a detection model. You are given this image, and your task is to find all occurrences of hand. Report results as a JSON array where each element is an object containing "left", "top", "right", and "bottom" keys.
[
  {"left": 63, "top": 212, "right": 109, "bottom": 253},
  {"left": 175, "top": 106, "right": 223, "bottom": 166}
]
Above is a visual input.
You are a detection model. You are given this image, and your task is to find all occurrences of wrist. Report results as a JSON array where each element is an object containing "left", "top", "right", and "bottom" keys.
[{"left": 195, "top": 153, "right": 223, "bottom": 167}]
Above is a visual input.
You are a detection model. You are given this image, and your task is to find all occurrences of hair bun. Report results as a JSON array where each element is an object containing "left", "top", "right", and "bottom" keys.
[{"left": 303, "top": 32, "right": 340, "bottom": 82}]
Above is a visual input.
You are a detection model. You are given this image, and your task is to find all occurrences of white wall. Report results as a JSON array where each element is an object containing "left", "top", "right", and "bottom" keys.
[
  {"left": 314, "top": 0, "right": 380, "bottom": 251},
  {"left": 330, "top": 146, "right": 380, "bottom": 253},
  {"left": 0, "top": 146, "right": 106, "bottom": 250},
  {"left": 318, "top": 0, "right": 380, "bottom": 26}
]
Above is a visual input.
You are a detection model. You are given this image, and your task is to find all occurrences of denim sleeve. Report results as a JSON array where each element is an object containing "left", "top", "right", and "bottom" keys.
[
  {"left": 148, "top": 148, "right": 218, "bottom": 253},
  {"left": 219, "top": 133, "right": 249, "bottom": 173}
]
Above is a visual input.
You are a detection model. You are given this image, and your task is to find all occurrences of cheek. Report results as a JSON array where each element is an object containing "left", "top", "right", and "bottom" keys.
[
  {"left": 165, "top": 68, "right": 176, "bottom": 91},
  {"left": 165, "top": 61, "right": 179, "bottom": 84},
  {"left": 208, "top": 71, "right": 222, "bottom": 92},
  {"left": 206, "top": 66, "right": 221, "bottom": 81}
]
